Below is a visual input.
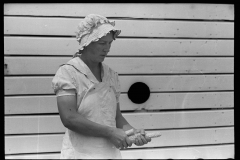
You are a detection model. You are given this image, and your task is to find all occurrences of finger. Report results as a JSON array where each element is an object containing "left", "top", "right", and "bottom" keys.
[
  {"left": 134, "top": 138, "right": 139, "bottom": 145},
  {"left": 116, "top": 144, "right": 121, "bottom": 150},
  {"left": 140, "top": 129, "right": 146, "bottom": 135},
  {"left": 122, "top": 140, "right": 128, "bottom": 149},
  {"left": 125, "top": 129, "right": 134, "bottom": 136},
  {"left": 136, "top": 137, "right": 144, "bottom": 146},
  {"left": 119, "top": 143, "right": 124, "bottom": 150},
  {"left": 126, "top": 137, "right": 133, "bottom": 147},
  {"left": 133, "top": 129, "right": 140, "bottom": 134},
  {"left": 140, "top": 135, "right": 148, "bottom": 144},
  {"left": 145, "top": 135, "right": 151, "bottom": 142}
]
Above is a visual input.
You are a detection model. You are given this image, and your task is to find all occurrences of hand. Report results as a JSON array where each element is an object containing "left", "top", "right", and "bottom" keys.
[
  {"left": 108, "top": 128, "right": 132, "bottom": 149},
  {"left": 132, "top": 128, "right": 151, "bottom": 146}
]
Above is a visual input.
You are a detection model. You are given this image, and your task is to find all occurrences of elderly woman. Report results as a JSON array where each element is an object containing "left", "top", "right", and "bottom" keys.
[{"left": 52, "top": 14, "right": 151, "bottom": 159}]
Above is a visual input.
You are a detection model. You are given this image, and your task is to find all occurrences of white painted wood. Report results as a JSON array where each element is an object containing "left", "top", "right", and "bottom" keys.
[
  {"left": 4, "top": 92, "right": 234, "bottom": 114},
  {"left": 5, "top": 144, "right": 234, "bottom": 159},
  {"left": 106, "top": 58, "right": 233, "bottom": 74},
  {"left": 5, "top": 96, "right": 58, "bottom": 114},
  {"left": 111, "top": 39, "right": 234, "bottom": 56},
  {"left": 5, "top": 77, "right": 53, "bottom": 95},
  {"left": 119, "top": 75, "right": 234, "bottom": 93},
  {"left": 5, "top": 134, "right": 63, "bottom": 154},
  {"left": 4, "top": 57, "right": 234, "bottom": 75},
  {"left": 5, "top": 75, "right": 234, "bottom": 95},
  {"left": 124, "top": 110, "right": 234, "bottom": 130},
  {"left": 5, "top": 110, "right": 233, "bottom": 134},
  {"left": 4, "top": 17, "right": 234, "bottom": 38},
  {"left": 122, "top": 92, "right": 234, "bottom": 111},
  {"left": 4, "top": 37, "right": 234, "bottom": 56},
  {"left": 5, "top": 115, "right": 65, "bottom": 134},
  {"left": 4, "top": 3, "right": 234, "bottom": 20},
  {"left": 5, "top": 153, "right": 61, "bottom": 159},
  {"left": 122, "top": 144, "right": 235, "bottom": 159},
  {"left": 5, "top": 127, "right": 234, "bottom": 154}
]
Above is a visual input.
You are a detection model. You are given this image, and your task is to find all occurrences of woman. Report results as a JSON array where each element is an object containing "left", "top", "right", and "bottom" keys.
[{"left": 52, "top": 14, "right": 151, "bottom": 159}]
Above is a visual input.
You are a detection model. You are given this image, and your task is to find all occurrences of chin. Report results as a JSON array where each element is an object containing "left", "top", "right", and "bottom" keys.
[{"left": 99, "top": 56, "right": 105, "bottom": 62}]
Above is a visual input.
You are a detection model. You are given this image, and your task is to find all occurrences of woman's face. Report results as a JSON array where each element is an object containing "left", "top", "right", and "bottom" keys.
[{"left": 84, "top": 32, "right": 114, "bottom": 63}]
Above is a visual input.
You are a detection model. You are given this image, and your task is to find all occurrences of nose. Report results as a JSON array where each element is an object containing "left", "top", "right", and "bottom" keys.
[
  {"left": 104, "top": 49, "right": 110, "bottom": 53},
  {"left": 104, "top": 43, "right": 111, "bottom": 52}
]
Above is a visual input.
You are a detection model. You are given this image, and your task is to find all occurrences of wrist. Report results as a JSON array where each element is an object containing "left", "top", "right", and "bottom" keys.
[{"left": 105, "top": 126, "right": 114, "bottom": 138}]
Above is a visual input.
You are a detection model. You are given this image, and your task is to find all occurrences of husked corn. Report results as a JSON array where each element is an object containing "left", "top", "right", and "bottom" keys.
[{"left": 128, "top": 132, "right": 161, "bottom": 142}]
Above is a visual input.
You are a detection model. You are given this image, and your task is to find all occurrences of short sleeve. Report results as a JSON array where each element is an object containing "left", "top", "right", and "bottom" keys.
[{"left": 52, "top": 65, "right": 77, "bottom": 96}]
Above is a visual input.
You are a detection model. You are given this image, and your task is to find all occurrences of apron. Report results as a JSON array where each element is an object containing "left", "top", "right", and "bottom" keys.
[{"left": 60, "top": 66, "right": 122, "bottom": 159}]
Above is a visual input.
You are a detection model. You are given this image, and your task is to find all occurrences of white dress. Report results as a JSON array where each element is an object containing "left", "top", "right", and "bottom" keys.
[{"left": 52, "top": 57, "right": 122, "bottom": 159}]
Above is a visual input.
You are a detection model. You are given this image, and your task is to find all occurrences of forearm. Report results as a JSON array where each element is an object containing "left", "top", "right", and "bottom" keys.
[
  {"left": 65, "top": 113, "right": 113, "bottom": 138},
  {"left": 57, "top": 95, "right": 113, "bottom": 138}
]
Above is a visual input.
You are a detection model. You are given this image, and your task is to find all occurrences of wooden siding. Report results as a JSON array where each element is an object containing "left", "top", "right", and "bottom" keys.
[
  {"left": 5, "top": 75, "right": 234, "bottom": 95},
  {"left": 5, "top": 127, "right": 234, "bottom": 154},
  {"left": 5, "top": 145, "right": 234, "bottom": 159},
  {"left": 5, "top": 92, "right": 234, "bottom": 114},
  {"left": 4, "top": 17, "right": 234, "bottom": 38},
  {"left": 5, "top": 110, "right": 233, "bottom": 135},
  {"left": 4, "top": 3, "right": 234, "bottom": 159},
  {"left": 4, "top": 57, "right": 234, "bottom": 75},
  {"left": 4, "top": 3, "right": 234, "bottom": 20},
  {"left": 5, "top": 37, "right": 234, "bottom": 56}
]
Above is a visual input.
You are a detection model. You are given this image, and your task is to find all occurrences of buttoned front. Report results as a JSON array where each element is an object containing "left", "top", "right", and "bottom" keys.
[{"left": 52, "top": 57, "right": 122, "bottom": 159}]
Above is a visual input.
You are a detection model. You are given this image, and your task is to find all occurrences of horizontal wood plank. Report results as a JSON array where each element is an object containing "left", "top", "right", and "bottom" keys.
[
  {"left": 4, "top": 17, "right": 234, "bottom": 38},
  {"left": 4, "top": 57, "right": 234, "bottom": 75},
  {"left": 5, "top": 110, "right": 233, "bottom": 134},
  {"left": 125, "top": 110, "right": 233, "bottom": 130},
  {"left": 5, "top": 127, "right": 234, "bottom": 154},
  {"left": 5, "top": 144, "right": 234, "bottom": 159},
  {"left": 4, "top": 75, "right": 234, "bottom": 95},
  {"left": 121, "top": 144, "right": 234, "bottom": 159},
  {"left": 120, "top": 75, "right": 234, "bottom": 93},
  {"left": 4, "top": 92, "right": 234, "bottom": 114},
  {"left": 4, "top": 37, "right": 234, "bottom": 56},
  {"left": 6, "top": 153, "right": 61, "bottom": 159},
  {"left": 4, "top": 3, "right": 234, "bottom": 20}
]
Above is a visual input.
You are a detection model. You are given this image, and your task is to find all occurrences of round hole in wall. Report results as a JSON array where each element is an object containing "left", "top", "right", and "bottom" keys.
[{"left": 127, "top": 82, "right": 150, "bottom": 104}]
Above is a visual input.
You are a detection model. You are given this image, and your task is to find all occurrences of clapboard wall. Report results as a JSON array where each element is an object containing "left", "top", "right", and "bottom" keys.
[{"left": 4, "top": 3, "right": 234, "bottom": 159}]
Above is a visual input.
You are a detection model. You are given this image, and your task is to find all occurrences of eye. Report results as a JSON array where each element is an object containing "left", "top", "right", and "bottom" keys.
[
  {"left": 98, "top": 41, "right": 113, "bottom": 45},
  {"left": 98, "top": 42, "right": 106, "bottom": 45}
]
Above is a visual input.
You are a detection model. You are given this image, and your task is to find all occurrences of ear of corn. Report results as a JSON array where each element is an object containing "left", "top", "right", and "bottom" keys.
[
  {"left": 126, "top": 131, "right": 161, "bottom": 142},
  {"left": 125, "top": 128, "right": 134, "bottom": 136}
]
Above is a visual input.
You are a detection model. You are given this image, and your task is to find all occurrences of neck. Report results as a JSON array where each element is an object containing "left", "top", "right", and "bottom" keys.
[{"left": 79, "top": 54, "right": 101, "bottom": 71}]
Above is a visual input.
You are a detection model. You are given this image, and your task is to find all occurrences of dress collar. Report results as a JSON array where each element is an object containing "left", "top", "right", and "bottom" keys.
[{"left": 66, "top": 57, "right": 109, "bottom": 84}]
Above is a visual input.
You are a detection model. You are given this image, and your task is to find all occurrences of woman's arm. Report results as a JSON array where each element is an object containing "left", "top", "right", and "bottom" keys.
[
  {"left": 57, "top": 95, "right": 110, "bottom": 137},
  {"left": 115, "top": 102, "right": 151, "bottom": 146},
  {"left": 57, "top": 94, "right": 131, "bottom": 149}
]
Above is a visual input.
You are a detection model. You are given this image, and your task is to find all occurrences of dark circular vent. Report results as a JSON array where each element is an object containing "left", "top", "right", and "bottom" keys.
[{"left": 127, "top": 82, "right": 150, "bottom": 104}]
